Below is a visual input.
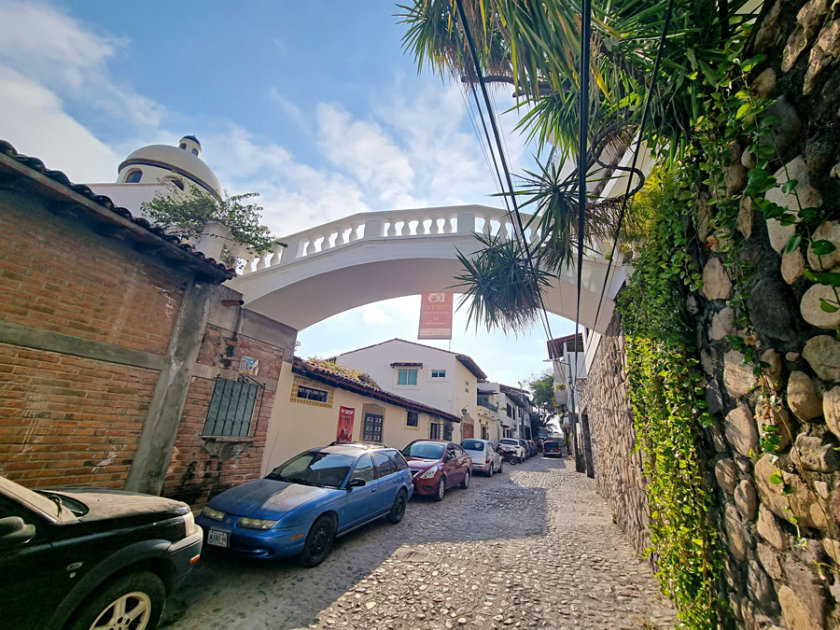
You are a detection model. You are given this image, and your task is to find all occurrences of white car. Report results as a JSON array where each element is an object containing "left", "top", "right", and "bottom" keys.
[
  {"left": 461, "top": 438, "right": 504, "bottom": 476},
  {"left": 498, "top": 438, "right": 526, "bottom": 464}
]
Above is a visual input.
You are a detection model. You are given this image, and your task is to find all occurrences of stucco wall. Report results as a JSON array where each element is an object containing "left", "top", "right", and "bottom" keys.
[{"left": 262, "top": 361, "right": 460, "bottom": 474}]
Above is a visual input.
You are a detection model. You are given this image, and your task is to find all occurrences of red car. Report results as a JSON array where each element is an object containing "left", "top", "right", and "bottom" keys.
[{"left": 401, "top": 440, "right": 471, "bottom": 501}]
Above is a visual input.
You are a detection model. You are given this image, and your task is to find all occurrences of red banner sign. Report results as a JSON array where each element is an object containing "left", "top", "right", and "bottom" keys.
[
  {"left": 337, "top": 406, "right": 355, "bottom": 443},
  {"left": 418, "top": 292, "right": 453, "bottom": 340}
]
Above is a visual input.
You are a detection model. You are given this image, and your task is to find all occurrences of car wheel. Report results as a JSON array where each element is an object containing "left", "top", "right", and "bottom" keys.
[
  {"left": 67, "top": 570, "right": 164, "bottom": 630},
  {"left": 487, "top": 463, "right": 494, "bottom": 477},
  {"left": 434, "top": 477, "right": 446, "bottom": 502},
  {"left": 297, "top": 514, "right": 336, "bottom": 567},
  {"left": 386, "top": 489, "right": 407, "bottom": 524},
  {"left": 460, "top": 469, "right": 471, "bottom": 489}
]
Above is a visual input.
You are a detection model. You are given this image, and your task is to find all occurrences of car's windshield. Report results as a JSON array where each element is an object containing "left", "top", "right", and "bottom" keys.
[
  {"left": 461, "top": 440, "right": 484, "bottom": 451},
  {"left": 266, "top": 451, "right": 355, "bottom": 488},
  {"left": 401, "top": 442, "right": 445, "bottom": 460}
]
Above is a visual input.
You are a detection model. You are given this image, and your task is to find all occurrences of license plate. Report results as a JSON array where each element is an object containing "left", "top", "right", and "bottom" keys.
[{"left": 207, "top": 529, "right": 229, "bottom": 548}]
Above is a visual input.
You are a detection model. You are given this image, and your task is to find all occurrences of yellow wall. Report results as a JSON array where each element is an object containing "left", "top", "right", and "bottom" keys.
[{"left": 261, "top": 362, "right": 460, "bottom": 474}]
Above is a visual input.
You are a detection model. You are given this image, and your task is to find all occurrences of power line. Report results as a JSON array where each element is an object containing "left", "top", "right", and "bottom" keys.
[
  {"left": 591, "top": 0, "right": 675, "bottom": 331},
  {"left": 453, "top": 0, "right": 556, "bottom": 346}
]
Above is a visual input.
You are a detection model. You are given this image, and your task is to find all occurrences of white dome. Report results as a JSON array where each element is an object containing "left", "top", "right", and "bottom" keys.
[{"left": 117, "top": 137, "right": 222, "bottom": 197}]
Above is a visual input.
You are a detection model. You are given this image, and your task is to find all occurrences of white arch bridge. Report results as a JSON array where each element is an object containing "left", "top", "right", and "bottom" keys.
[{"left": 229, "top": 205, "right": 625, "bottom": 334}]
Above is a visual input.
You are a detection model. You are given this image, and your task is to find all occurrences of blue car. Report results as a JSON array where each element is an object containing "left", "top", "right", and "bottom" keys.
[{"left": 196, "top": 443, "right": 413, "bottom": 566}]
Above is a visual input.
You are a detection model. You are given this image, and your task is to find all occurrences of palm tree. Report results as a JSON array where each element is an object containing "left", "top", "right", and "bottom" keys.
[{"left": 398, "top": 0, "right": 755, "bottom": 331}]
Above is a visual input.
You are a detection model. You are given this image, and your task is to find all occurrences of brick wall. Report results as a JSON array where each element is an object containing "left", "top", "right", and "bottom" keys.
[
  {"left": 0, "top": 343, "right": 157, "bottom": 487},
  {"left": 0, "top": 200, "right": 183, "bottom": 354},
  {"left": 163, "top": 323, "right": 284, "bottom": 505}
]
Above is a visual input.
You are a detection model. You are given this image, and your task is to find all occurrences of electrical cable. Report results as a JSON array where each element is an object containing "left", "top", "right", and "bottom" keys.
[
  {"left": 453, "top": 0, "right": 556, "bottom": 345},
  {"left": 570, "top": 0, "right": 592, "bottom": 421},
  {"left": 591, "top": 0, "right": 675, "bottom": 331}
]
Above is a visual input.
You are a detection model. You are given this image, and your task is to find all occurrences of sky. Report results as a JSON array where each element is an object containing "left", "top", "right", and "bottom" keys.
[{"left": 0, "top": 0, "right": 574, "bottom": 387}]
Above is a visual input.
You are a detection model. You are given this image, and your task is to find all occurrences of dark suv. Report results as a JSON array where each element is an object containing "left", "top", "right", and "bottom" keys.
[{"left": 1, "top": 475, "right": 202, "bottom": 630}]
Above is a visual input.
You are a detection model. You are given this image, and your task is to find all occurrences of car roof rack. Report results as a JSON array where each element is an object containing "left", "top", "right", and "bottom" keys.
[{"left": 328, "top": 440, "right": 390, "bottom": 449}]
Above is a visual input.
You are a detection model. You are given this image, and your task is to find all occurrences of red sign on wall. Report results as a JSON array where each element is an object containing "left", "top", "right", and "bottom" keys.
[
  {"left": 418, "top": 292, "right": 453, "bottom": 340},
  {"left": 337, "top": 406, "right": 355, "bottom": 443}
]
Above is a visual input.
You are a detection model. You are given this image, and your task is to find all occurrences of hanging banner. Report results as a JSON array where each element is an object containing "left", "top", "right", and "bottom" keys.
[
  {"left": 418, "top": 292, "right": 453, "bottom": 340},
  {"left": 336, "top": 406, "right": 355, "bottom": 443}
]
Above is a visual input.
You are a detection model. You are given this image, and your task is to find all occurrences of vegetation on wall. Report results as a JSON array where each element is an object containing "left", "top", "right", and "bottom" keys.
[
  {"left": 141, "top": 186, "right": 282, "bottom": 262},
  {"left": 617, "top": 169, "right": 724, "bottom": 628}
]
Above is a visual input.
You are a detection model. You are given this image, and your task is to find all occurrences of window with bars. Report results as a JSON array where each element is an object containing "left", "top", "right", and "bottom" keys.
[
  {"left": 203, "top": 377, "right": 260, "bottom": 438},
  {"left": 443, "top": 422, "right": 453, "bottom": 441},
  {"left": 297, "top": 384, "right": 329, "bottom": 402},
  {"left": 406, "top": 411, "right": 418, "bottom": 427},
  {"left": 363, "top": 413, "right": 384, "bottom": 443},
  {"left": 429, "top": 422, "right": 441, "bottom": 440}
]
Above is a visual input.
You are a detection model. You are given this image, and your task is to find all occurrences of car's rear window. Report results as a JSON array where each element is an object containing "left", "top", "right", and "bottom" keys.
[
  {"left": 544, "top": 441, "right": 559, "bottom": 448},
  {"left": 500, "top": 439, "right": 518, "bottom": 446},
  {"left": 402, "top": 442, "right": 445, "bottom": 459},
  {"left": 461, "top": 439, "right": 484, "bottom": 451}
]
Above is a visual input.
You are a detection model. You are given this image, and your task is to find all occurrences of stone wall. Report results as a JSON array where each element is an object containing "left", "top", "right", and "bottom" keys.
[
  {"left": 580, "top": 314, "right": 651, "bottom": 558},
  {"left": 581, "top": 3, "right": 840, "bottom": 627},
  {"left": 694, "top": 2, "right": 840, "bottom": 628}
]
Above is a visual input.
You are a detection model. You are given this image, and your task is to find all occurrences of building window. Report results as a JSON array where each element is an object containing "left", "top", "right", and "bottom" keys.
[
  {"left": 429, "top": 422, "right": 441, "bottom": 440},
  {"left": 203, "top": 377, "right": 260, "bottom": 437},
  {"left": 125, "top": 169, "right": 142, "bottom": 183},
  {"left": 179, "top": 143, "right": 187, "bottom": 150},
  {"left": 431, "top": 369, "right": 446, "bottom": 379},
  {"left": 397, "top": 368, "right": 418, "bottom": 385},
  {"left": 162, "top": 176, "right": 184, "bottom": 190},
  {"left": 363, "top": 414, "right": 383, "bottom": 443},
  {"left": 443, "top": 422, "right": 453, "bottom": 441},
  {"left": 406, "top": 411, "right": 418, "bottom": 427},
  {"left": 297, "top": 385, "right": 328, "bottom": 402}
]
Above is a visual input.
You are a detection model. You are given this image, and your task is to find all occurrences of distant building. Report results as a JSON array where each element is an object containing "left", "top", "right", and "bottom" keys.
[
  {"left": 261, "top": 357, "right": 461, "bottom": 471},
  {"left": 333, "top": 338, "right": 488, "bottom": 439}
]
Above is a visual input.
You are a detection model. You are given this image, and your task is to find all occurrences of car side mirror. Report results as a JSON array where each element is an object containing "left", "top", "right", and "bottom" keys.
[
  {"left": 346, "top": 478, "right": 366, "bottom": 489},
  {"left": 0, "top": 516, "right": 36, "bottom": 549}
]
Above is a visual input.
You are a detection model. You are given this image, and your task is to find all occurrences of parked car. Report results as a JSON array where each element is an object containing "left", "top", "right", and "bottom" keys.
[
  {"left": 402, "top": 440, "right": 471, "bottom": 501},
  {"left": 527, "top": 440, "right": 539, "bottom": 456},
  {"left": 461, "top": 438, "right": 503, "bottom": 476},
  {"left": 498, "top": 438, "right": 526, "bottom": 463},
  {"left": 519, "top": 439, "right": 535, "bottom": 458},
  {"left": 543, "top": 439, "right": 563, "bottom": 457},
  {"left": 1, "top": 474, "right": 202, "bottom": 630},
  {"left": 196, "top": 443, "right": 413, "bottom": 566}
]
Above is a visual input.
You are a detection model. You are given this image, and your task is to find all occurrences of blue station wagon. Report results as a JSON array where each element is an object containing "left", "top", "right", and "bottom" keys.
[{"left": 196, "top": 443, "right": 413, "bottom": 566}]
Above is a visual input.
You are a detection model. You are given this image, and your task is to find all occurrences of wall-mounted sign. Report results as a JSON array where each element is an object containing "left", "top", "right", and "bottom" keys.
[
  {"left": 418, "top": 292, "right": 453, "bottom": 340},
  {"left": 337, "top": 406, "right": 355, "bottom": 443},
  {"left": 240, "top": 356, "right": 260, "bottom": 376}
]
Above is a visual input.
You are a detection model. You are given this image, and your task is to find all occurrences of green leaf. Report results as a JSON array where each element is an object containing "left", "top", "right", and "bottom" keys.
[
  {"left": 820, "top": 299, "right": 840, "bottom": 313},
  {"left": 743, "top": 168, "right": 776, "bottom": 196},
  {"left": 769, "top": 472, "right": 784, "bottom": 485},
  {"left": 735, "top": 103, "right": 751, "bottom": 120},
  {"left": 784, "top": 233, "right": 802, "bottom": 254},
  {"left": 818, "top": 272, "right": 840, "bottom": 287},
  {"left": 811, "top": 240, "right": 837, "bottom": 256},
  {"left": 780, "top": 179, "right": 798, "bottom": 194}
]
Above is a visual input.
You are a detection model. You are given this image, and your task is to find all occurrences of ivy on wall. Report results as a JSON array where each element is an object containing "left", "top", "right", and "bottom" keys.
[{"left": 617, "top": 171, "right": 725, "bottom": 629}]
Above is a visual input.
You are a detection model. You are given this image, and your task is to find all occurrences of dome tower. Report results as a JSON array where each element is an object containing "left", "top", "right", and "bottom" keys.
[{"left": 116, "top": 135, "right": 222, "bottom": 198}]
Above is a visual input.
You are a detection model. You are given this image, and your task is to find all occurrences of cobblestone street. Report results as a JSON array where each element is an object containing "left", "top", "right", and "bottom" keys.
[{"left": 164, "top": 455, "right": 677, "bottom": 629}]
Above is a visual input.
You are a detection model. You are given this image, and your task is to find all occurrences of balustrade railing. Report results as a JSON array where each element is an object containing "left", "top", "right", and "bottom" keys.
[{"left": 239, "top": 206, "right": 533, "bottom": 275}]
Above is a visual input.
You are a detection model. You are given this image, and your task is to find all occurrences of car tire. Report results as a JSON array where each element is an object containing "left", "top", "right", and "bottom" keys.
[
  {"left": 460, "top": 470, "right": 470, "bottom": 489},
  {"left": 67, "top": 570, "right": 164, "bottom": 630},
  {"left": 487, "top": 463, "right": 494, "bottom": 477},
  {"left": 434, "top": 477, "right": 446, "bottom": 502},
  {"left": 297, "top": 514, "right": 336, "bottom": 567},
  {"left": 386, "top": 489, "right": 407, "bottom": 524}
]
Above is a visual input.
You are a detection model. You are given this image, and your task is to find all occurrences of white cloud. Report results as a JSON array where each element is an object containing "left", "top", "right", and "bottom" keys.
[
  {"left": 0, "top": 0, "right": 166, "bottom": 130},
  {"left": 0, "top": 67, "right": 118, "bottom": 182},
  {"left": 316, "top": 103, "right": 419, "bottom": 207}
]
